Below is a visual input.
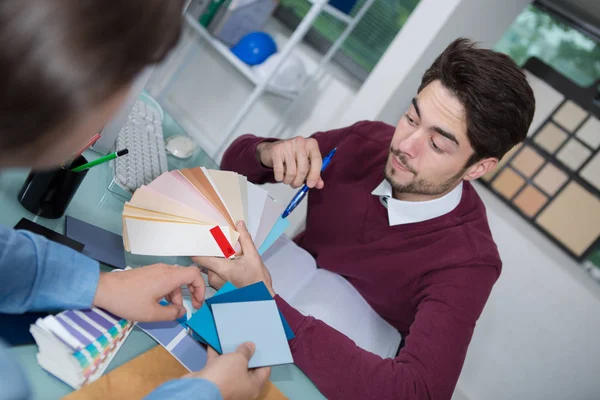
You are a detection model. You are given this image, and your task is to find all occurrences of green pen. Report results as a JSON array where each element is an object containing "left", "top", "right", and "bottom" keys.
[{"left": 70, "top": 149, "right": 129, "bottom": 172}]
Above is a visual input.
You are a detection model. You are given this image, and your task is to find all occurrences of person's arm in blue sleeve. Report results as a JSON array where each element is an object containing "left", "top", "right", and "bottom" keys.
[
  {"left": 0, "top": 225, "right": 100, "bottom": 313},
  {"left": 145, "top": 378, "right": 223, "bottom": 400}
]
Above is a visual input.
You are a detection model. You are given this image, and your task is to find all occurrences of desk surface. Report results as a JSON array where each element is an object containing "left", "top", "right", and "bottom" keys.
[{"left": 0, "top": 99, "right": 324, "bottom": 400}]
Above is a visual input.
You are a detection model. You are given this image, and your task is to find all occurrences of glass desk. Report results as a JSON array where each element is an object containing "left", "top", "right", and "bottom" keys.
[{"left": 0, "top": 102, "right": 324, "bottom": 399}]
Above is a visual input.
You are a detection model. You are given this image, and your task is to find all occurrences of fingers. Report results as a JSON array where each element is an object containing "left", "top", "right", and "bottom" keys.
[
  {"left": 188, "top": 280, "right": 205, "bottom": 309},
  {"left": 272, "top": 151, "right": 285, "bottom": 183},
  {"left": 148, "top": 302, "right": 185, "bottom": 322},
  {"left": 235, "top": 221, "right": 258, "bottom": 258},
  {"left": 193, "top": 256, "right": 228, "bottom": 277},
  {"left": 168, "top": 286, "right": 183, "bottom": 307},
  {"left": 207, "top": 271, "right": 226, "bottom": 289},
  {"left": 293, "top": 146, "right": 309, "bottom": 188},
  {"left": 234, "top": 342, "right": 256, "bottom": 362},
  {"left": 282, "top": 148, "right": 296, "bottom": 186},
  {"left": 166, "top": 265, "right": 205, "bottom": 290},
  {"left": 305, "top": 140, "right": 322, "bottom": 188},
  {"left": 315, "top": 178, "right": 325, "bottom": 189}
]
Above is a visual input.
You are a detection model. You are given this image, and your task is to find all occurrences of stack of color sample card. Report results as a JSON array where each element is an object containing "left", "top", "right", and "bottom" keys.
[
  {"left": 186, "top": 281, "right": 294, "bottom": 368},
  {"left": 122, "top": 168, "right": 290, "bottom": 257},
  {"left": 29, "top": 308, "right": 133, "bottom": 389}
]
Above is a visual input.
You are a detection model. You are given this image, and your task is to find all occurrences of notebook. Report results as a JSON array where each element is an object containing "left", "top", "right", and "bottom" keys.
[
  {"left": 122, "top": 168, "right": 288, "bottom": 258},
  {"left": 29, "top": 308, "right": 133, "bottom": 389},
  {"left": 263, "top": 236, "right": 403, "bottom": 359}
]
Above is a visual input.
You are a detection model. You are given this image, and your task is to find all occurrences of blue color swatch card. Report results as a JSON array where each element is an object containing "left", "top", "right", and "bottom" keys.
[
  {"left": 206, "top": 282, "right": 294, "bottom": 340},
  {"left": 186, "top": 281, "right": 294, "bottom": 366},
  {"left": 65, "top": 216, "right": 126, "bottom": 269},
  {"left": 258, "top": 216, "right": 290, "bottom": 255},
  {"left": 212, "top": 300, "right": 293, "bottom": 368},
  {"left": 186, "top": 282, "right": 237, "bottom": 353}
]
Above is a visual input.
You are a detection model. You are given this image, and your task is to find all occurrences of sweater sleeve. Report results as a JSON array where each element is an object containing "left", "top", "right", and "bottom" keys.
[
  {"left": 273, "top": 264, "right": 499, "bottom": 400},
  {"left": 219, "top": 124, "right": 358, "bottom": 185}
]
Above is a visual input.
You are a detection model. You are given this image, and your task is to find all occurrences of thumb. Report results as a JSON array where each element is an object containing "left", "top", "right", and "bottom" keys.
[
  {"left": 234, "top": 341, "right": 256, "bottom": 362},
  {"left": 235, "top": 221, "right": 259, "bottom": 257},
  {"left": 149, "top": 302, "right": 185, "bottom": 322}
]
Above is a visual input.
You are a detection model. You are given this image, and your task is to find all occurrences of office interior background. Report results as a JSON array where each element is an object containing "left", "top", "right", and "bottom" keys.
[{"left": 139, "top": 0, "right": 599, "bottom": 398}]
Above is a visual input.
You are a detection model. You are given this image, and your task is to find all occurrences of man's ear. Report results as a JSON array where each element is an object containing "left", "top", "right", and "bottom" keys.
[{"left": 463, "top": 157, "right": 498, "bottom": 181}]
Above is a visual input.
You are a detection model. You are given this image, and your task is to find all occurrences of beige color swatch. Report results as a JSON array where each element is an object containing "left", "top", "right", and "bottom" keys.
[
  {"left": 576, "top": 116, "right": 600, "bottom": 149},
  {"left": 556, "top": 138, "right": 591, "bottom": 171},
  {"left": 536, "top": 182, "right": 600, "bottom": 256},
  {"left": 178, "top": 169, "right": 239, "bottom": 248},
  {"left": 553, "top": 100, "right": 588, "bottom": 132},
  {"left": 123, "top": 204, "right": 204, "bottom": 224},
  {"left": 238, "top": 174, "right": 249, "bottom": 222},
  {"left": 581, "top": 152, "right": 600, "bottom": 191},
  {"left": 514, "top": 185, "right": 548, "bottom": 217},
  {"left": 482, "top": 144, "right": 521, "bottom": 182},
  {"left": 129, "top": 186, "right": 217, "bottom": 224},
  {"left": 525, "top": 72, "right": 565, "bottom": 136},
  {"left": 533, "top": 163, "right": 568, "bottom": 196},
  {"left": 512, "top": 146, "right": 545, "bottom": 177},
  {"left": 180, "top": 169, "right": 235, "bottom": 228},
  {"left": 534, "top": 122, "right": 568, "bottom": 154},
  {"left": 64, "top": 346, "right": 287, "bottom": 400},
  {"left": 207, "top": 169, "right": 245, "bottom": 224},
  {"left": 492, "top": 168, "right": 525, "bottom": 199}
]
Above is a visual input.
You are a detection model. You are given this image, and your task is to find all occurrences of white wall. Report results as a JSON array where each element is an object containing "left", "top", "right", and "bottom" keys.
[{"left": 460, "top": 184, "right": 600, "bottom": 400}]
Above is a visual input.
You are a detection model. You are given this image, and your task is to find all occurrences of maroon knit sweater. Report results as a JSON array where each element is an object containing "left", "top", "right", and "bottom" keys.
[{"left": 221, "top": 121, "right": 502, "bottom": 400}]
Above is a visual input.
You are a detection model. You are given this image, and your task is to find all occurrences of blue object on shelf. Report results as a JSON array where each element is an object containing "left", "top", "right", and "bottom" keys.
[
  {"left": 231, "top": 31, "right": 277, "bottom": 66},
  {"left": 329, "top": 0, "right": 357, "bottom": 14}
]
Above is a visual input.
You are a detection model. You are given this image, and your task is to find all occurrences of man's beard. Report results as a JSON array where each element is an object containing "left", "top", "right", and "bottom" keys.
[{"left": 385, "top": 150, "right": 465, "bottom": 197}]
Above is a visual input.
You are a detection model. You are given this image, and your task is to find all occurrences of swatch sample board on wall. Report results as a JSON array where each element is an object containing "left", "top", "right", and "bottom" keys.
[{"left": 482, "top": 58, "right": 600, "bottom": 262}]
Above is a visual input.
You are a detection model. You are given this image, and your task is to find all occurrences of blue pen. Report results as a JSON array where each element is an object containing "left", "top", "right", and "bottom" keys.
[{"left": 282, "top": 147, "right": 337, "bottom": 219}]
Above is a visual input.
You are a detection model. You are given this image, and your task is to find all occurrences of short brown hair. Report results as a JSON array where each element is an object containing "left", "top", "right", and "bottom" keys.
[
  {"left": 0, "top": 0, "right": 183, "bottom": 151},
  {"left": 419, "top": 38, "right": 535, "bottom": 166}
]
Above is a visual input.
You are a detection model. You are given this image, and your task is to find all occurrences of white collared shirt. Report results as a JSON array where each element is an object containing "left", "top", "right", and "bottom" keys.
[{"left": 371, "top": 180, "right": 463, "bottom": 226}]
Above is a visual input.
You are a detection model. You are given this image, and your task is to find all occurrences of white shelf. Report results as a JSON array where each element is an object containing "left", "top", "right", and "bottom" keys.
[
  {"left": 308, "top": 0, "right": 353, "bottom": 24},
  {"left": 184, "top": 14, "right": 298, "bottom": 101}
]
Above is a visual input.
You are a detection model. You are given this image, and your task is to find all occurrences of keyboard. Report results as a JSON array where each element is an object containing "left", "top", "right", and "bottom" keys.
[{"left": 111, "top": 100, "right": 168, "bottom": 193}]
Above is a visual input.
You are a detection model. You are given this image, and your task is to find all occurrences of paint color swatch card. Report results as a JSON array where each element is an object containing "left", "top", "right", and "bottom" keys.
[
  {"left": 121, "top": 168, "right": 287, "bottom": 257},
  {"left": 29, "top": 308, "right": 133, "bottom": 389},
  {"left": 186, "top": 282, "right": 294, "bottom": 368},
  {"left": 137, "top": 319, "right": 208, "bottom": 373},
  {"left": 213, "top": 300, "right": 293, "bottom": 368}
]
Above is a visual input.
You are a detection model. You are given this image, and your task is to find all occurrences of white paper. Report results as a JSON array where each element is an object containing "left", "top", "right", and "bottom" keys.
[
  {"left": 262, "top": 236, "right": 402, "bottom": 359},
  {"left": 124, "top": 218, "right": 231, "bottom": 257}
]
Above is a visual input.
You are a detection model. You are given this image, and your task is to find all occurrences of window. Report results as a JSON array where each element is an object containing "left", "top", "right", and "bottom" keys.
[
  {"left": 495, "top": 4, "right": 600, "bottom": 87},
  {"left": 275, "top": 0, "right": 421, "bottom": 82}
]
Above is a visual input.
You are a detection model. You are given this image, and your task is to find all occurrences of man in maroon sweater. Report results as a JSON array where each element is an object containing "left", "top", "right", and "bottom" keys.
[{"left": 195, "top": 39, "right": 535, "bottom": 399}]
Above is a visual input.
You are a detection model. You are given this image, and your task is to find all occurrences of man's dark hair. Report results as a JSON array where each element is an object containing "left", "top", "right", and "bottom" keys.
[
  {"left": 419, "top": 38, "right": 535, "bottom": 166},
  {"left": 0, "top": 0, "right": 183, "bottom": 151}
]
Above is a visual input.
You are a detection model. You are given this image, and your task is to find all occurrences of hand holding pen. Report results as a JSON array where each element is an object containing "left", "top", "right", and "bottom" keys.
[
  {"left": 256, "top": 137, "right": 325, "bottom": 189},
  {"left": 282, "top": 147, "right": 337, "bottom": 219}
]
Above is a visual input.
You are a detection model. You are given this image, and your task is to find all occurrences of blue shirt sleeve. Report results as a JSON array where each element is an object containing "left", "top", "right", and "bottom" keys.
[
  {"left": 0, "top": 224, "right": 100, "bottom": 313},
  {"left": 145, "top": 378, "right": 223, "bottom": 400}
]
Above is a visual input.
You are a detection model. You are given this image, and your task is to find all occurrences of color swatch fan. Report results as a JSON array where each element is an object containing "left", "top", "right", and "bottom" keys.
[
  {"left": 29, "top": 308, "right": 133, "bottom": 389},
  {"left": 122, "top": 167, "right": 289, "bottom": 257}
]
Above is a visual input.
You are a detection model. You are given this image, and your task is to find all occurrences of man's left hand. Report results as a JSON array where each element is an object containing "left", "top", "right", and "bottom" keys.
[{"left": 193, "top": 221, "right": 274, "bottom": 296}]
